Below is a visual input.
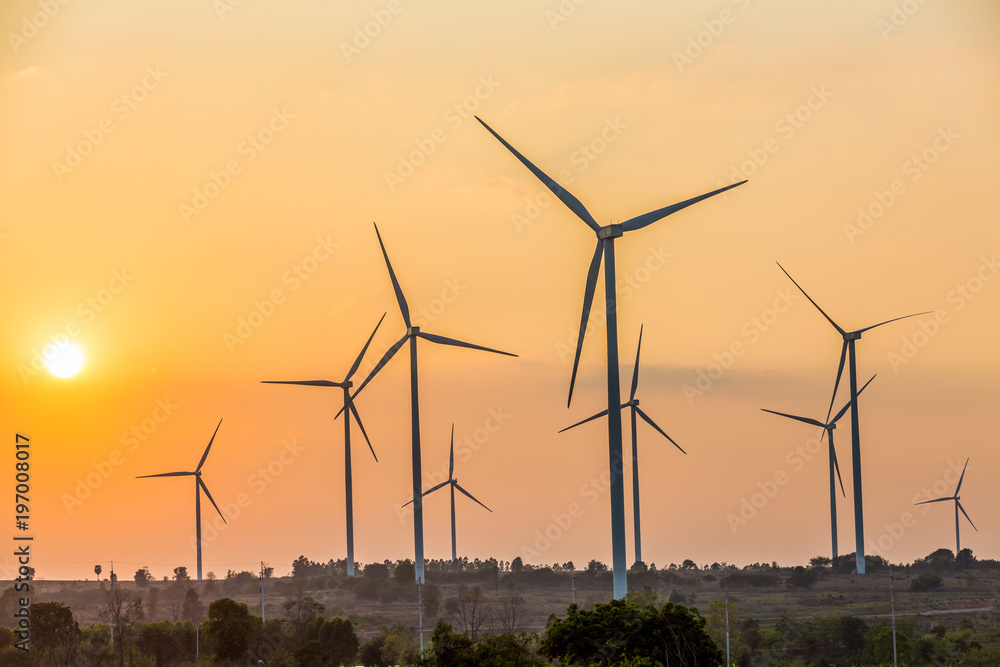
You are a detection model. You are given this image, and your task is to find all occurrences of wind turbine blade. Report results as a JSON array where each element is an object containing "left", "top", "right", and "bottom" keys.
[
  {"left": 475, "top": 117, "right": 600, "bottom": 232},
  {"left": 338, "top": 334, "right": 408, "bottom": 418},
  {"left": 558, "top": 408, "right": 610, "bottom": 433},
  {"left": 346, "top": 312, "right": 387, "bottom": 381},
  {"left": 760, "top": 409, "right": 826, "bottom": 429},
  {"left": 196, "top": 419, "right": 223, "bottom": 472},
  {"left": 136, "top": 471, "right": 193, "bottom": 478},
  {"left": 856, "top": 312, "right": 933, "bottom": 335},
  {"left": 403, "top": 480, "right": 450, "bottom": 506},
  {"left": 260, "top": 380, "right": 342, "bottom": 387},
  {"left": 635, "top": 406, "right": 685, "bottom": 454},
  {"left": 957, "top": 501, "right": 977, "bottom": 531},
  {"left": 914, "top": 497, "right": 954, "bottom": 505},
  {"left": 349, "top": 402, "right": 378, "bottom": 462},
  {"left": 955, "top": 457, "right": 969, "bottom": 495},
  {"left": 620, "top": 181, "right": 748, "bottom": 232},
  {"left": 825, "top": 342, "right": 849, "bottom": 426},
  {"left": 373, "top": 223, "right": 411, "bottom": 328},
  {"left": 829, "top": 431, "right": 846, "bottom": 498},
  {"left": 417, "top": 331, "right": 517, "bottom": 357},
  {"left": 569, "top": 239, "right": 605, "bottom": 408},
  {"left": 776, "top": 263, "right": 847, "bottom": 337},
  {"left": 454, "top": 483, "right": 492, "bottom": 512},
  {"left": 831, "top": 374, "right": 876, "bottom": 424},
  {"left": 629, "top": 325, "right": 643, "bottom": 402},
  {"left": 449, "top": 425, "right": 455, "bottom": 479},
  {"left": 198, "top": 478, "right": 227, "bottom": 524}
]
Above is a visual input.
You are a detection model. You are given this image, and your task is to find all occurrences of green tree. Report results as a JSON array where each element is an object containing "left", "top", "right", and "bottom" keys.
[
  {"left": 172, "top": 566, "right": 190, "bottom": 581},
  {"left": 787, "top": 565, "right": 819, "bottom": 589},
  {"left": 394, "top": 559, "right": 415, "bottom": 584},
  {"left": 540, "top": 599, "right": 723, "bottom": 666},
  {"left": 911, "top": 572, "right": 944, "bottom": 592},
  {"left": 137, "top": 620, "right": 183, "bottom": 667},
  {"left": 31, "top": 601, "right": 77, "bottom": 664},
  {"left": 872, "top": 625, "right": 912, "bottom": 665},
  {"left": 206, "top": 597, "right": 256, "bottom": 664},
  {"left": 134, "top": 566, "right": 153, "bottom": 587},
  {"left": 182, "top": 587, "right": 204, "bottom": 623},
  {"left": 423, "top": 583, "right": 442, "bottom": 619}
]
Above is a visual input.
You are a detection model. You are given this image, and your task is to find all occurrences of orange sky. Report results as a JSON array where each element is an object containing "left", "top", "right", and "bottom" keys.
[{"left": 1, "top": 0, "right": 998, "bottom": 582}]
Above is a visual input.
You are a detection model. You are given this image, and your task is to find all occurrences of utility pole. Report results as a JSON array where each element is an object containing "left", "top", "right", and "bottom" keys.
[
  {"left": 260, "top": 561, "right": 266, "bottom": 625},
  {"left": 890, "top": 566, "right": 898, "bottom": 667},
  {"left": 724, "top": 571, "right": 731, "bottom": 667}
]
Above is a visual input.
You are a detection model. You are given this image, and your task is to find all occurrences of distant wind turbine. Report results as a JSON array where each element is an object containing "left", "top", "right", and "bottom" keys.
[
  {"left": 777, "top": 263, "right": 927, "bottom": 574},
  {"left": 136, "top": 419, "right": 226, "bottom": 581},
  {"left": 346, "top": 223, "right": 516, "bottom": 584},
  {"left": 479, "top": 116, "right": 745, "bottom": 598},
  {"left": 915, "top": 457, "right": 977, "bottom": 556},
  {"left": 261, "top": 313, "right": 385, "bottom": 577},
  {"left": 559, "top": 326, "right": 685, "bottom": 565},
  {"left": 403, "top": 425, "right": 492, "bottom": 562},
  {"left": 762, "top": 375, "right": 875, "bottom": 560}
]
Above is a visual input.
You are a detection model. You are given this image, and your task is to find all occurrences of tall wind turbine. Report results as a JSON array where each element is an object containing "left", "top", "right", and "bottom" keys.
[
  {"left": 777, "top": 263, "right": 927, "bottom": 574},
  {"left": 403, "top": 425, "right": 492, "bottom": 562},
  {"left": 478, "top": 116, "right": 745, "bottom": 598},
  {"left": 762, "top": 375, "right": 875, "bottom": 560},
  {"left": 915, "top": 457, "right": 977, "bottom": 556},
  {"left": 261, "top": 313, "right": 385, "bottom": 577},
  {"left": 136, "top": 419, "right": 226, "bottom": 581},
  {"left": 347, "top": 223, "right": 516, "bottom": 584},
  {"left": 559, "top": 325, "right": 685, "bottom": 565}
]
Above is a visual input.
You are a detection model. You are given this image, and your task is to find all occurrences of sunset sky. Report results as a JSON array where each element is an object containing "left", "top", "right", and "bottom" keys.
[{"left": 1, "top": 0, "right": 998, "bottom": 582}]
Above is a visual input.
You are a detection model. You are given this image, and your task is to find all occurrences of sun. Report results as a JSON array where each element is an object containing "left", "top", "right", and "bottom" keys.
[{"left": 44, "top": 341, "right": 86, "bottom": 378}]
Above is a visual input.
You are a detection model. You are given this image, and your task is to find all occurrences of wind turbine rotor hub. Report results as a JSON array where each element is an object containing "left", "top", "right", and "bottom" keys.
[
  {"left": 407, "top": 326, "right": 421, "bottom": 335},
  {"left": 597, "top": 224, "right": 623, "bottom": 239},
  {"left": 342, "top": 380, "right": 353, "bottom": 389},
  {"left": 845, "top": 331, "right": 862, "bottom": 341}
]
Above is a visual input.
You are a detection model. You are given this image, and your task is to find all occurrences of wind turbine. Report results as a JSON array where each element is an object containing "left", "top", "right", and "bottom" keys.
[
  {"left": 403, "top": 425, "right": 492, "bottom": 561},
  {"left": 346, "top": 223, "right": 516, "bottom": 584},
  {"left": 478, "top": 116, "right": 745, "bottom": 598},
  {"left": 559, "top": 325, "right": 685, "bottom": 565},
  {"left": 915, "top": 457, "right": 977, "bottom": 556},
  {"left": 777, "top": 262, "right": 928, "bottom": 574},
  {"left": 136, "top": 419, "right": 226, "bottom": 581},
  {"left": 762, "top": 375, "right": 876, "bottom": 560},
  {"left": 261, "top": 313, "right": 385, "bottom": 577}
]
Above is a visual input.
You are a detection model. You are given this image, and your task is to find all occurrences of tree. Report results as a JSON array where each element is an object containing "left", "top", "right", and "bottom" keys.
[
  {"left": 787, "top": 565, "right": 819, "bottom": 589},
  {"left": 586, "top": 559, "right": 608, "bottom": 573},
  {"left": 510, "top": 556, "right": 524, "bottom": 573},
  {"left": 31, "top": 601, "right": 77, "bottom": 665},
  {"left": 423, "top": 583, "right": 442, "bottom": 619},
  {"left": 182, "top": 587, "right": 204, "bottom": 623},
  {"left": 448, "top": 585, "right": 491, "bottom": 640},
  {"left": 313, "top": 616, "right": 359, "bottom": 665},
  {"left": 134, "top": 566, "right": 153, "bottom": 587},
  {"left": 394, "top": 559, "right": 415, "bottom": 584},
  {"left": 173, "top": 566, "right": 190, "bottom": 581},
  {"left": 137, "top": 620, "right": 183, "bottom": 667},
  {"left": 164, "top": 582, "right": 186, "bottom": 621},
  {"left": 104, "top": 576, "right": 143, "bottom": 666},
  {"left": 911, "top": 572, "right": 944, "bottom": 592},
  {"left": 495, "top": 586, "right": 526, "bottom": 635},
  {"left": 541, "top": 599, "right": 724, "bottom": 666},
  {"left": 206, "top": 597, "right": 256, "bottom": 664},
  {"left": 94, "top": 564, "right": 102, "bottom": 580}
]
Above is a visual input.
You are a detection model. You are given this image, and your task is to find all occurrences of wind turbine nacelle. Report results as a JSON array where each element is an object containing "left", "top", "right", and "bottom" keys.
[{"left": 597, "top": 225, "right": 623, "bottom": 239}]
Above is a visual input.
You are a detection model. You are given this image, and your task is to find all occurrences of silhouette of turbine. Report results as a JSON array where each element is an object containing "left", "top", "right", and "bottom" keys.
[
  {"left": 345, "top": 223, "right": 515, "bottom": 584},
  {"left": 136, "top": 419, "right": 226, "bottom": 581},
  {"left": 778, "top": 262, "right": 928, "bottom": 574},
  {"left": 915, "top": 457, "right": 977, "bottom": 556},
  {"left": 403, "top": 425, "right": 492, "bottom": 562},
  {"left": 479, "top": 116, "right": 745, "bottom": 598},
  {"left": 762, "top": 375, "right": 875, "bottom": 560},
  {"left": 261, "top": 313, "right": 385, "bottom": 577},
  {"left": 560, "top": 325, "right": 685, "bottom": 565}
]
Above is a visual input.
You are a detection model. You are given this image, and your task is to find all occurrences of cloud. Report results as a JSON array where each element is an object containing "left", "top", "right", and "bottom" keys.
[{"left": 15, "top": 66, "right": 38, "bottom": 77}]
